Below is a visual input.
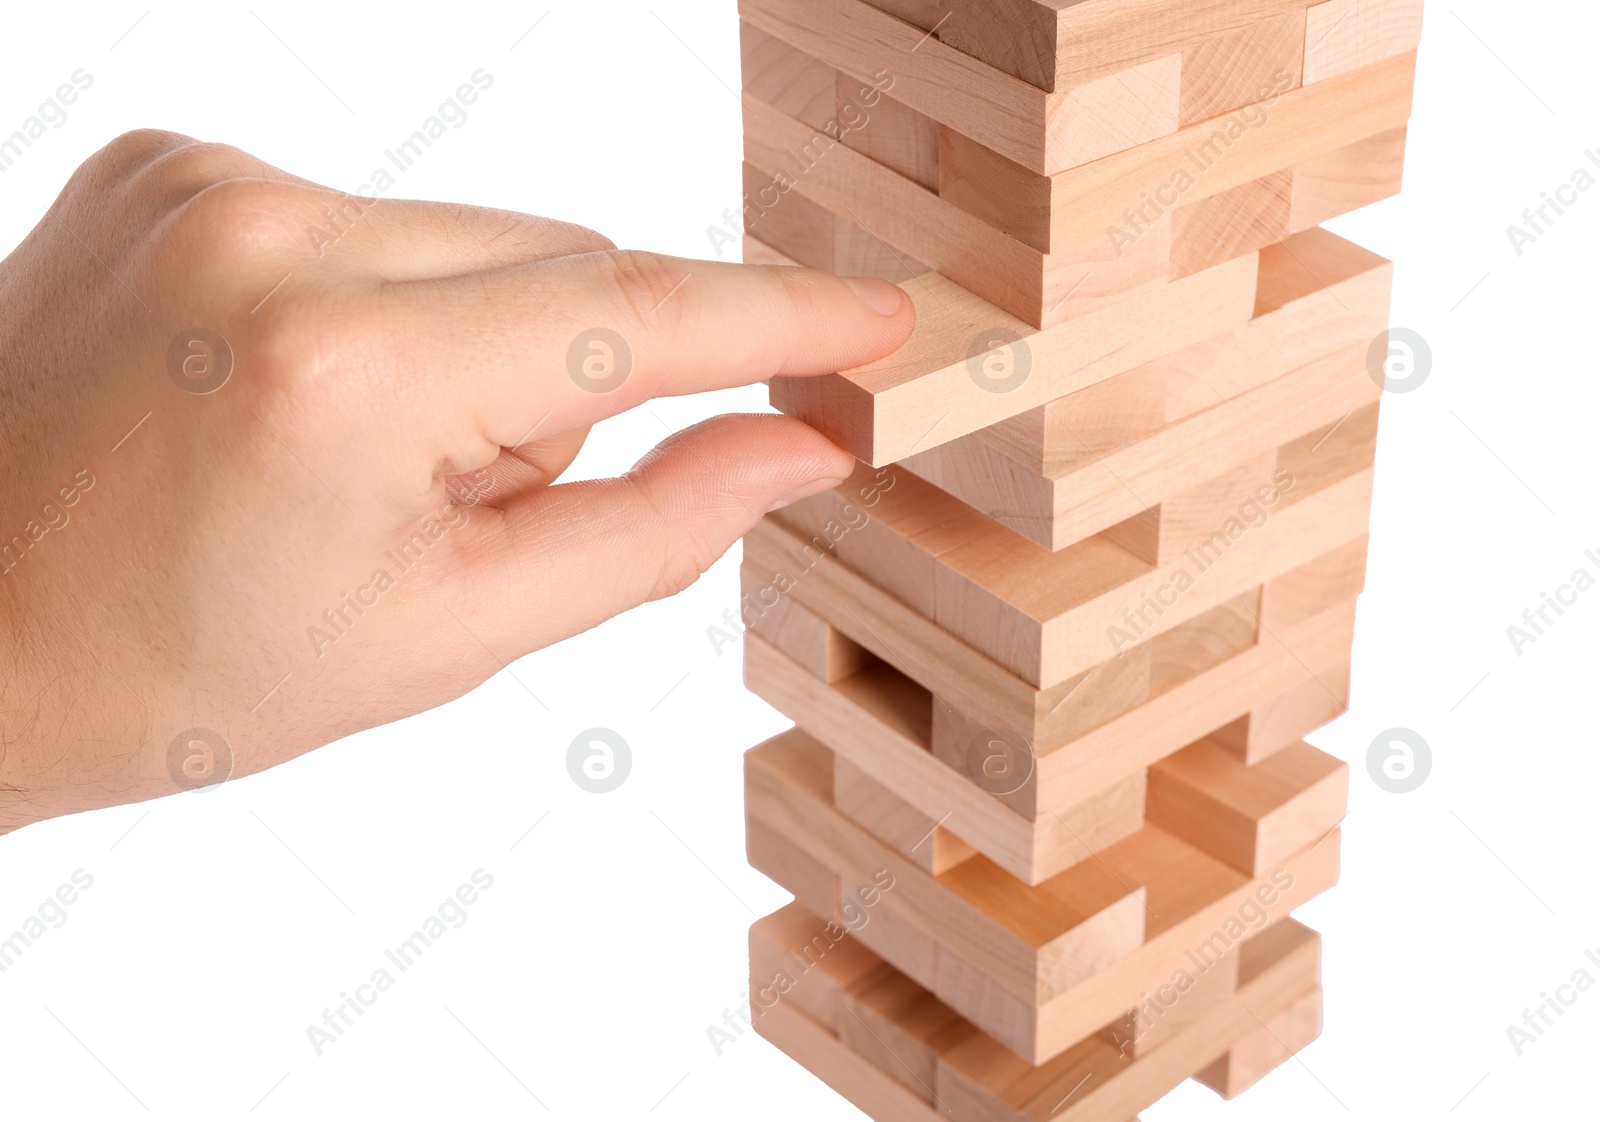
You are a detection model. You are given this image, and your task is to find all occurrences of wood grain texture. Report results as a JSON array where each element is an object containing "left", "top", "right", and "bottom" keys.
[
  {"left": 750, "top": 901, "right": 887, "bottom": 1034},
  {"left": 746, "top": 633, "right": 1151, "bottom": 886},
  {"left": 1169, "top": 169, "right": 1294, "bottom": 279},
  {"left": 1147, "top": 738, "right": 1349, "bottom": 875},
  {"left": 903, "top": 342, "right": 1379, "bottom": 555},
  {"left": 745, "top": 510, "right": 1363, "bottom": 822},
  {"left": 740, "top": 20, "right": 838, "bottom": 130},
  {"left": 1194, "top": 985, "right": 1323, "bottom": 1097},
  {"left": 746, "top": 731, "right": 1339, "bottom": 1063},
  {"left": 1303, "top": 0, "right": 1425, "bottom": 84},
  {"left": 834, "top": 754, "right": 979, "bottom": 875},
  {"left": 1180, "top": 8, "right": 1307, "bottom": 125},
  {"left": 969, "top": 225, "right": 1391, "bottom": 481},
  {"left": 743, "top": 563, "right": 878, "bottom": 682},
  {"left": 839, "top": 74, "right": 942, "bottom": 191},
  {"left": 746, "top": 730, "right": 1149, "bottom": 1009},
  {"left": 766, "top": 252, "right": 1259, "bottom": 465},
  {"left": 1289, "top": 124, "right": 1408, "bottom": 228}
]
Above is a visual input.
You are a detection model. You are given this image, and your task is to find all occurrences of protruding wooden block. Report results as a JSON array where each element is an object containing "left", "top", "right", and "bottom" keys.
[
  {"left": 1147, "top": 738, "right": 1349, "bottom": 875},
  {"left": 1100, "top": 942, "right": 1241, "bottom": 1059},
  {"left": 1290, "top": 125, "right": 1408, "bottom": 228},
  {"left": 1195, "top": 985, "right": 1324, "bottom": 1098},
  {"left": 1303, "top": 0, "right": 1425, "bottom": 85}
]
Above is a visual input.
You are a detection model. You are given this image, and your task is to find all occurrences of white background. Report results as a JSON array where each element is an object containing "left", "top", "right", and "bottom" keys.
[{"left": 0, "top": 1, "right": 1594, "bottom": 1118}]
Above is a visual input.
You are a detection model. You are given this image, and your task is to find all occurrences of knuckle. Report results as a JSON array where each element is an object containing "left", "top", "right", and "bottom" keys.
[
  {"left": 596, "top": 249, "right": 694, "bottom": 333},
  {"left": 158, "top": 177, "right": 313, "bottom": 267},
  {"left": 135, "top": 140, "right": 263, "bottom": 205},
  {"left": 86, "top": 128, "right": 197, "bottom": 182}
]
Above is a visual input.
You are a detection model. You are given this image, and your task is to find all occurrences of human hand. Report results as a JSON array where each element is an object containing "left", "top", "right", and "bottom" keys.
[{"left": 0, "top": 130, "right": 913, "bottom": 832}]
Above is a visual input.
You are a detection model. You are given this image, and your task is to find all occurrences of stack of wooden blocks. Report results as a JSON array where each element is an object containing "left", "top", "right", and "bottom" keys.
[{"left": 735, "top": 1, "right": 1418, "bottom": 1117}]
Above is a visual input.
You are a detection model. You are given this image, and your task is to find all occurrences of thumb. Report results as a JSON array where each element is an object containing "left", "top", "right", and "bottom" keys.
[{"left": 458, "top": 413, "right": 853, "bottom": 652}]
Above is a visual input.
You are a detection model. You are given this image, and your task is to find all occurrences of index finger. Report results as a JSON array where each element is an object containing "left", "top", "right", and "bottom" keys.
[{"left": 386, "top": 249, "right": 914, "bottom": 457}]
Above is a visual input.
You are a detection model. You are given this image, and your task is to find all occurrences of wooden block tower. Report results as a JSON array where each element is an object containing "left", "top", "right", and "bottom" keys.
[{"left": 735, "top": 1, "right": 1418, "bottom": 1116}]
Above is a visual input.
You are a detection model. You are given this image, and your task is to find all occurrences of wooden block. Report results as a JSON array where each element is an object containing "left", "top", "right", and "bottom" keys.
[
  {"left": 1105, "top": 454, "right": 1280, "bottom": 567},
  {"left": 742, "top": 163, "right": 929, "bottom": 281},
  {"left": 743, "top": 563, "right": 878, "bottom": 683},
  {"left": 1147, "top": 738, "right": 1349, "bottom": 876},
  {"left": 745, "top": 510, "right": 1364, "bottom": 822},
  {"left": 1303, "top": 0, "right": 1425, "bottom": 85},
  {"left": 1277, "top": 400, "right": 1380, "bottom": 509},
  {"left": 752, "top": 909, "right": 1321, "bottom": 1120},
  {"left": 1195, "top": 985, "right": 1323, "bottom": 1097},
  {"left": 1042, "top": 52, "right": 1183, "bottom": 170},
  {"left": 740, "top": 20, "right": 837, "bottom": 131},
  {"left": 938, "top": 0, "right": 1320, "bottom": 95},
  {"left": 1100, "top": 941, "right": 1241, "bottom": 1059},
  {"left": 744, "top": 631, "right": 1147, "bottom": 885},
  {"left": 937, "top": 127, "right": 1054, "bottom": 252},
  {"left": 768, "top": 253, "right": 1258, "bottom": 465},
  {"left": 839, "top": 75, "right": 941, "bottom": 191},
  {"left": 902, "top": 344, "right": 1374, "bottom": 553},
  {"left": 844, "top": 878, "right": 942, "bottom": 992},
  {"left": 863, "top": 0, "right": 942, "bottom": 29},
  {"left": 835, "top": 755, "right": 979, "bottom": 876},
  {"left": 1213, "top": 659, "right": 1352, "bottom": 766},
  {"left": 1170, "top": 170, "right": 1293, "bottom": 279},
  {"left": 895, "top": 227, "right": 1392, "bottom": 547},
  {"left": 749, "top": 818, "right": 838, "bottom": 921},
  {"left": 1148, "top": 589, "right": 1262, "bottom": 697},
  {"left": 842, "top": 968, "right": 978, "bottom": 1101},
  {"left": 1180, "top": 9, "right": 1307, "bottom": 127},
  {"left": 752, "top": 985, "right": 955, "bottom": 1122},
  {"left": 931, "top": 646, "right": 1153, "bottom": 772},
  {"left": 747, "top": 731, "right": 1149, "bottom": 1010},
  {"left": 931, "top": 838, "right": 1335, "bottom": 1063},
  {"left": 930, "top": 465, "right": 1373, "bottom": 688},
  {"left": 747, "top": 732, "right": 1341, "bottom": 1063},
  {"left": 750, "top": 901, "right": 886, "bottom": 1033},
  {"left": 1259, "top": 535, "right": 1370, "bottom": 633},
  {"left": 1290, "top": 125, "right": 1408, "bottom": 229}
]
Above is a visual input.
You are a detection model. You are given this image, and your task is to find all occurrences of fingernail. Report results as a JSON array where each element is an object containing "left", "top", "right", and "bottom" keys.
[
  {"left": 843, "top": 276, "right": 906, "bottom": 316},
  {"left": 766, "top": 476, "right": 846, "bottom": 515}
]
